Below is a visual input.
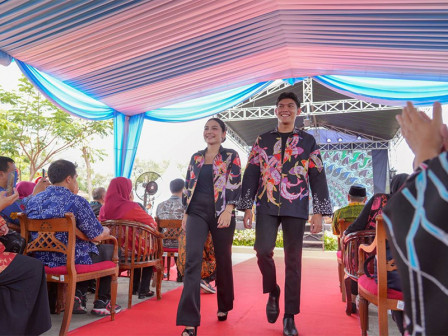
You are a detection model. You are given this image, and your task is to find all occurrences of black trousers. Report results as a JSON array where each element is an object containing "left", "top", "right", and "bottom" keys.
[
  {"left": 176, "top": 193, "right": 235, "bottom": 326},
  {"left": 77, "top": 244, "right": 114, "bottom": 300},
  {"left": 254, "top": 214, "right": 306, "bottom": 315},
  {"left": 133, "top": 267, "right": 153, "bottom": 294},
  {"left": 0, "top": 254, "right": 51, "bottom": 336}
]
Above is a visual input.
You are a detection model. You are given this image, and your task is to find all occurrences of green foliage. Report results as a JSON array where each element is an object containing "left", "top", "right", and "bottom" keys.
[
  {"left": 323, "top": 231, "right": 338, "bottom": 251},
  {"left": 131, "top": 158, "right": 170, "bottom": 180},
  {"left": 233, "top": 229, "right": 284, "bottom": 248},
  {"left": 0, "top": 76, "right": 113, "bottom": 180}
]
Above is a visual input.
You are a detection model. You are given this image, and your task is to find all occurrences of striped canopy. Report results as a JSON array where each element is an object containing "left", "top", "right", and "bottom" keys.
[{"left": 1, "top": 0, "right": 448, "bottom": 176}]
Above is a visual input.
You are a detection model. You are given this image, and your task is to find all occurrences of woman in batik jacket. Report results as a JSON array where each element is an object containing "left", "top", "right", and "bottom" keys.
[{"left": 176, "top": 117, "right": 241, "bottom": 336}]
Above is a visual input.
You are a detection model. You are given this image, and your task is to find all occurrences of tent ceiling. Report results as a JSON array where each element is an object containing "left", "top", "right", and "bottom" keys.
[
  {"left": 222, "top": 80, "right": 401, "bottom": 147},
  {"left": 1, "top": 1, "right": 448, "bottom": 115}
]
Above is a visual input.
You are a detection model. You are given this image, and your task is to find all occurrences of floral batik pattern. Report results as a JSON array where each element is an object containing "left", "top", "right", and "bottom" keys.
[
  {"left": 239, "top": 127, "right": 332, "bottom": 219},
  {"left": 185, "top": 146, "right": 242, "bottom": 217}
]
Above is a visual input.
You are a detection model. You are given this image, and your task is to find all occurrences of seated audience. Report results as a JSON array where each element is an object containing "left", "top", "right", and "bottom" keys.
[
  {"left": 384, "top": 101, "right": 448, "bottom": 335},
  {"left": 0, "top": 156, "right": 50, "bottom": 225},
  {"left": 16, "top": 181, "right": 36, "bottom": 199},
  {"left": 99, "top": 177, "right": 157, "bottom": 299},
  {"left": 343, "top": 174, "right": 408, "bottom": 331},
  {"left": 90, "top": 187, "right": 106, "bottom": 216},
  {"left": 345, "top": 174, "right": 409, "bottom": 235},
  {"left": 26, "top": 159, "right": 121, "bottom": 316},
  {"left": 156, "top": 178, "right": 185, "bottom": 282},
  {"left": 332, "top": 185, "right": 367, "bottom": 235},
  {"left": 0, "top": 189, "right": 51, "bottom": 335}
]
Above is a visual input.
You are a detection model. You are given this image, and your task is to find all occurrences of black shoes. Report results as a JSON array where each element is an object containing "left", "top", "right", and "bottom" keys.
[
  {"left": 138, "top": 290, "right": 155, "bottom": 299},
  {"left": 283, "top": 317, "right": 298, "bottom": 336},
  {"left": 266, "top": 284, "right": 280, "bottom": 323},
  {"left": 217, "top": 311, "right": 228, "bottom": 321},
  {"left": 181, "top": 327, "right": 197, "bottom": 336}
]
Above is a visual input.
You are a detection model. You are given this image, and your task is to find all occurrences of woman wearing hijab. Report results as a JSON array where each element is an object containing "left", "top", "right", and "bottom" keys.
[
  {"left": 99, "top": 177, "right": 157, "bottom": 299},
  {"left": 16, "top": 181, "right": 36, "bottom": 199}
]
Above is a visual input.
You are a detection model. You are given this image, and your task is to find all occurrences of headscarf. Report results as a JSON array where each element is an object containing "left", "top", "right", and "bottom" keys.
[
  {"left": 98, "top": 177, "right": 139, "bottom": 221},
  {"left": 16, "top": 181, "right": 36, "bottom": 199},
  {"left": 389, "top": 173, "right": 409, "bottom": 194}
]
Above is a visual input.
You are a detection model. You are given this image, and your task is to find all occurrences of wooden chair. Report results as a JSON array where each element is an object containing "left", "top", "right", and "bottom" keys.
[
  {"left": 101, "top": 219, "right": 163, "bottom": 308},
  {"left": 342, "top": 229, "right": 375, "bottom": 315},
  {"left": 156, "top": 218, "right": 182, "bottom": 281},
  {"left": 336, "top": 219, "right": 352, "bottom": 302},
  {"left": 18, "top": 213, "right": 119, "bottom": 336},
  {"left": 358, "top": 216, "right": 404, "bottom": 336}
]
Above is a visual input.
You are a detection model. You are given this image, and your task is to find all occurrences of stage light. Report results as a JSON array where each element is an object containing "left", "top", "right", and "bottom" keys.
[
  {"left": 326, "top": 138, "right": 331, "bottom": 143},
  {"left": 337, "top": 137, "right": 343, "bottom": 142},
  {"left": 357, "top": 135, "right": 362, "bottom": 140}
]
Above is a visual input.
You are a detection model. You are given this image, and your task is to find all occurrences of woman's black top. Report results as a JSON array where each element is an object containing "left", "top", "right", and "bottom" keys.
[{"left": 194, "top": 164, "right": 214, "bottom": 196}]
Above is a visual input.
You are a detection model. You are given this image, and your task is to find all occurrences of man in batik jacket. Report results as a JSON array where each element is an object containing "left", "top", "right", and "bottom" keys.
[{"left": 239, "top": 92, "right": 332, "bottom": 336}]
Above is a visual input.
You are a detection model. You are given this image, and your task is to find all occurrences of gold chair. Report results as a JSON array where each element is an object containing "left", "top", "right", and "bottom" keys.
[
  {"left": 101, "top": 219, "right": 163, "bottom": 308},
  {"left": 19, "top": 213, "right": 119, "bottom": 336},
  {"left": 358, "top": 216, "right": 404, "bottom": 336}
]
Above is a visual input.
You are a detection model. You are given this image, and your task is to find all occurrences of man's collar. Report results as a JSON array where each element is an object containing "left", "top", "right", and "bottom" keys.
[
  {"left": 348, "top": 202, "right": 365, "bottom": 206},
  {"left": 271, "top": 126, "right": 301, "bottom": 134}
]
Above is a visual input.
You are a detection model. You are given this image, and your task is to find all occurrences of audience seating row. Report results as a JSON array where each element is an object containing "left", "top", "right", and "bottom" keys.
[{"left": 18, "top": 213, "right": 165, "bottom": 336}]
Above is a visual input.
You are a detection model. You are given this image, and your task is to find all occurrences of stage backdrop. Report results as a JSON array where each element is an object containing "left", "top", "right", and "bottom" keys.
[{"left": 322, "top": 149, "right": 388, "bottom": 211}]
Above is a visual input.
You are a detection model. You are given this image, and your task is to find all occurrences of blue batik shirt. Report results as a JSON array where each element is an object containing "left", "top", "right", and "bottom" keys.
[
  {"left": 0, "top": 186, "right": 27, "bottom": 224},
  {"left": 26, "top": 186, "right": 103, "bottom": 267}
]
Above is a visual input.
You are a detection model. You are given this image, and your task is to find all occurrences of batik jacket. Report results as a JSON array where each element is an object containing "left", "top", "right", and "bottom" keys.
[
  {"left": 238, "top": 127, "right": 332, "bottom": 219},
  {"left": 185, "top": 146, "right": 242, "bottom": 217}
]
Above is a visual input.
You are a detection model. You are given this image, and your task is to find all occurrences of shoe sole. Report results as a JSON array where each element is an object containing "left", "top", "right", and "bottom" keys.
[
  {"left": 73, "top": 310, "right": 87, "bottom": 314},
  {"left": 200, "top": 283, "right": 216, "bottom": 294},
  {"left": 91, "top": 308, "right": 122, "bottom": 316}
]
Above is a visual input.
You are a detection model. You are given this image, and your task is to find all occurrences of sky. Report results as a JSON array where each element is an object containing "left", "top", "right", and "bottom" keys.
[{"left": 0, "top": 61, "right": 433, "bottom": 195}]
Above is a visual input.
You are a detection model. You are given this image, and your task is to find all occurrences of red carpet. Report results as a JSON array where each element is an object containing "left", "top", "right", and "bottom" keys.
[{"left": 70, "top": 254, "right": 360, "bottom": 336}]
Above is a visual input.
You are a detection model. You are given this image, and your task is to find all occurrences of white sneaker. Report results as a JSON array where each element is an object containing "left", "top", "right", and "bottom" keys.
[{"left": 200, "top": 280, "right": 216, "bottom": 294}]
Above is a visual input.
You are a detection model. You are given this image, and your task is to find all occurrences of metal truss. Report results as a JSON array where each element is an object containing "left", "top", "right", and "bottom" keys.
[
  {"left": 225, "top": 127, "right": 251, "bottom": 154},
  {"left": 218, "top": 106, "right": 276, "bottom": 121},
  {"left": 219, "top": 99, "right": 401, "bottom": 122},
  {"left": 308, "top": 99, "right": 400, "bottom": 116},
  {"left": 234, "top": 80, "right": 292, "bottom": 108},
  {"left": 302, "top": 77, "right": 313, "bottom": 113},
  {"left": 319, "top": 123, "right": 387, "bottom": 142},
  {"left": 319, "top": 141, "right": 389, "bottom": 151}
]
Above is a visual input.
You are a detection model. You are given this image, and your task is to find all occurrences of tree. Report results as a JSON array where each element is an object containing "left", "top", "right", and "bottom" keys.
[
  {"left": 0, "top": 76, "right": 113, "bottom": 180},
  {"left": 80, "top": 145, "right": 109, "bottom": 201},
  {"left": 131, "top": 158, "right": 170, "bottom": 181}
]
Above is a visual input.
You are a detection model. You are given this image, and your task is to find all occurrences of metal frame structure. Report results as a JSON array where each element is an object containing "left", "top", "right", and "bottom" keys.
[{"left": 220, "top": 77, "right": 402, "bottom": 151}]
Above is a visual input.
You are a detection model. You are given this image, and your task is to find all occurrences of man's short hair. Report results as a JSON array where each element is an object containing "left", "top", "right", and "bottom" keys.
[
  {"left": 92, "top": 187, "right": 106, "bottom": 201},
  {"left": 170, "top": 178, "right": 184, "bottom": 193},
  {"left": 276, "top": 92, "right": 301, "bottom": 108},
  {"left": 48, "top": 159, "right": 77, "bottom": 184},
  {"left": 0, "top": 156, "right": 14, "bottom": 172}
]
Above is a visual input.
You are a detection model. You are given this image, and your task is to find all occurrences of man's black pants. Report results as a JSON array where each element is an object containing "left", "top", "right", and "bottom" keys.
[{"left": 254, "top": 214, "right": 306, "bottom": 315}]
